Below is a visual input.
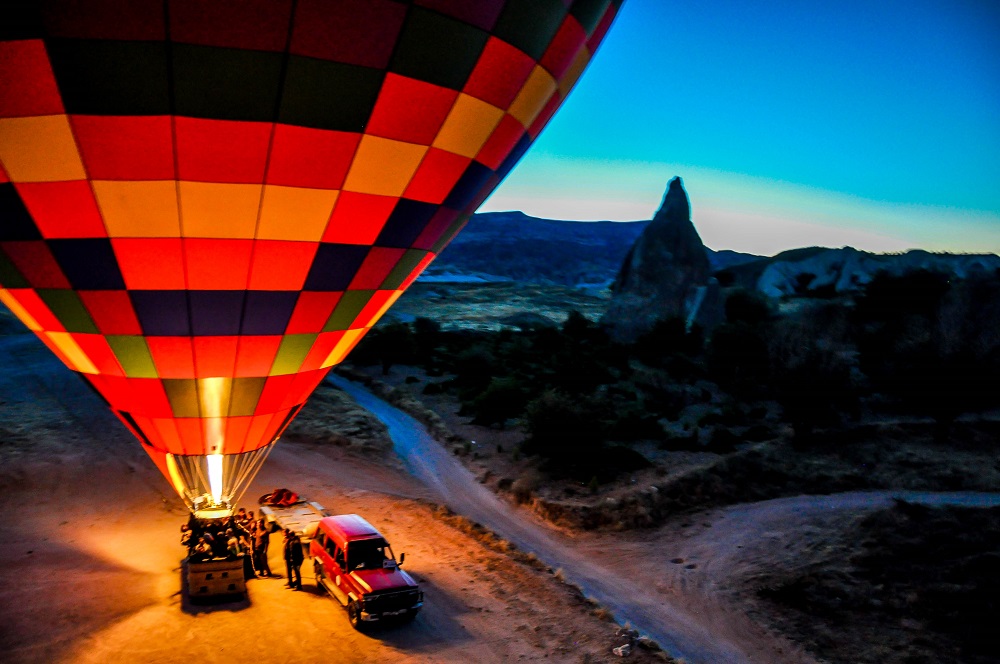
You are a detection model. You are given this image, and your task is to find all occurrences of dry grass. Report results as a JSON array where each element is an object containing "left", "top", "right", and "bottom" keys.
[
  {"left": 529, "top": 423, "right": 1000, "bottom": 531},
  {"left": 754, "top": 501, "right": 1000, "bottom": 664},
  {"left": 335, "top": 365, "right": 466, "bottom": 445},
  {"left": 430, "top": 504, "right": 549, "bottom": 573},
  {"left": 283, "top": 381, "right": 395, "bottom": 456}
]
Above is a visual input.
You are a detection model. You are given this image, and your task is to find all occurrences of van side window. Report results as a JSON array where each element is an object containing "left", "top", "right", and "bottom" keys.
[
  {"left": 335, "top": 545, "right": 346, "bottom": 570},
  {"left": 325, "top": 538, "right": 337, "bottom": 559},
  {"left": 315, "top": 532, "right": 325, "bottom": 547}
]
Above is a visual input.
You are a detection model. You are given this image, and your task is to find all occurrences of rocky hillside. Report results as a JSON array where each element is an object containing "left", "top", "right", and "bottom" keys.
[{"left": 724, "top": 247, "right": 1000, "bottom": 297}]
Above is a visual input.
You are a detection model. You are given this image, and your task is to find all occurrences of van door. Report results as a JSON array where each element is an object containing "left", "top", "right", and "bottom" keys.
[{"left": 325, "top": 537, "right": 349, "bottom": 605}]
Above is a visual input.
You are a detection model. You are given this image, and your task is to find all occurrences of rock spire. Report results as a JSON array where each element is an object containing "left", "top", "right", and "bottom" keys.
[{"left": 601, "top": 177, "right": 718, "bottom": 342}]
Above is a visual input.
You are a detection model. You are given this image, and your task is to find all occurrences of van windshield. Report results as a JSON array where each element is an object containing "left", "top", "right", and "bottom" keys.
[{"left": 347, "top": 538, "right": 390, "bottom": 571}]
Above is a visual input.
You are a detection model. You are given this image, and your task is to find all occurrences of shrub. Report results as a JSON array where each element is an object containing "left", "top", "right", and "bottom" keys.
[
  {"left": 511, "top": 473, "right": 539, "bottom": 504},
  {"left": 706, "top": 427, "right": 739, "bottom": 453},
  {"left": 707, "top": 322, "right": 770, "bottom": 395},
  {"left": 743, "top": 424, "right": 777, "bottom": 442},
  {"left": 469, "top": 376, "right": 529, "bottom": 429},
  {"left": 724, "top": 288, "right": 771, "bottom": 325}
]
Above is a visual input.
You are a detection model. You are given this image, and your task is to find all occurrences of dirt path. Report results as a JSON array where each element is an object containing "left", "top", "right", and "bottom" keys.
[
  {"left": 332, "top": 374, "right": 1000, "bottom": 664},
  {"left": 331, "top": 375, "right": 809, "bottom": 663}
]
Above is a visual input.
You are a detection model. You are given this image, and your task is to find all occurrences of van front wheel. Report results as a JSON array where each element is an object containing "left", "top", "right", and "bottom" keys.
[{"left": 347, "top": 601, "right": 364, "bottom": 631}]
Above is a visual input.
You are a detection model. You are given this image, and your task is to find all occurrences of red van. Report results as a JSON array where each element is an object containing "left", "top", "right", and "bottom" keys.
[{"left": 310, "top": 514, "right": 423, "bottom": 630}]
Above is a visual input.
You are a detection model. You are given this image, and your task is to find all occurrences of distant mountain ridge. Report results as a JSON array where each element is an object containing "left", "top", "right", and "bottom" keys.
[
  {"left": 422, "top": 210, "right": 999, "bottom": 295},
  {"left": 422, "top": 211, "right": 759, "bottom": 288}
]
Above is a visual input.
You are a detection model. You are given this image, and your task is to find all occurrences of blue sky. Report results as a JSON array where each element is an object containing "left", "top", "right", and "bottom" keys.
[{"left": 481, "top": 0, "right": 1000, "bottom": 256}]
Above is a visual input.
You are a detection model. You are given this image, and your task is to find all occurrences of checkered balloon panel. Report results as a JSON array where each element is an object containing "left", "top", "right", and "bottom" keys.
[{"left": 0, "top": 0, "right": 622, "bottom": 460}]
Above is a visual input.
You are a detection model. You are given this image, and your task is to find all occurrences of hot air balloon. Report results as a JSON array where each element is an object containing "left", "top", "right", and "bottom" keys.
[{"left": 0, "top": 0, "right": 622, "bottom": 517}]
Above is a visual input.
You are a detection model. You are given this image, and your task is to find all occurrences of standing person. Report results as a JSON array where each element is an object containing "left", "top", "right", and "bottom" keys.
[
  {"left": 290, "top": 532, "right": 304, "bottom": 590},
  {"left": 283, "top": 529, "right": 303, "bottom": 590},
  {"left": 226, "top": 514, "right": 250, "bottom": 545},
  {"left": 253, "top": 518, "right": 272, "bottom": 577},
  {"left": 239, "top": 525, "right": 256, "bottom": 580}
]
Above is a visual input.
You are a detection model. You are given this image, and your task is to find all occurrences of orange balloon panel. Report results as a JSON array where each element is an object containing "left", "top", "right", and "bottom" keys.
[{"left": 0, "top": 0, "right": 623, "bottom": 460}]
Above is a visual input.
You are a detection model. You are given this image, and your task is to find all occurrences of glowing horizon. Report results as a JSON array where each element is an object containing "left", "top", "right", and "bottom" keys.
[
  {"left": 480, "top": 159, "right": 1000, "bottom": 257},
  {"left": 482, "top": 0, "right": 1000, "bottom": 258}
]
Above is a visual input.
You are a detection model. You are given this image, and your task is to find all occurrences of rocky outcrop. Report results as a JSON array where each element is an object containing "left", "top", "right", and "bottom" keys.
[
  {"left": 601, "top": 177, "right": 720, "bottom": 342},
  {"left": 754, "top": 248, "right": 1000, "bottom": 298}
]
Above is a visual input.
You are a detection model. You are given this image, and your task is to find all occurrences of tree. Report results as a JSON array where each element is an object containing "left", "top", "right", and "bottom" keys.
[
  {"left": 412, "top": 316, "right": 442, "bottom": 365},
  {"left": 449, "top": 343, "right": 497, "bottom": 396},
  {"left": 633, "top": 316, "right": 699, "bottom": 365},
  {"left": 707, "top": 322, "right": 769, "bottom": 395},
  {"left": 856, "top": 270, "right": 1000, "bottom": 439},
  {"left": 724, "top": 288, "right": 771, "bottom": 325},
  {"left": 561, "top": 309, "right": 593, "bottom": 339},
  {"left": 772, "top": 347, "right": 857, "bottom": 446},
  {"left": 470, "top": 377, "right": 529, "bottom": 429},
  {"left": 523, "top": 390, "right": 605, "bottom": 472},
  {"left": 375, "top": 323, "right": 416, "bottom": 375},
  {"left": 350, "top": 321, "right": 416, "bottom": 373}
]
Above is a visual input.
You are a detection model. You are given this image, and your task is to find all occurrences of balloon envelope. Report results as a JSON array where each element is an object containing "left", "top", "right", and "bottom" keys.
[{"left": 0, "top": 0, "right": 622, "bottom": 512}]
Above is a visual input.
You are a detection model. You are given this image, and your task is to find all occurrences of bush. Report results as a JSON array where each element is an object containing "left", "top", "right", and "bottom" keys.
[
  {"left": 523, "top": 390, "right": 605, "bottom": 463},
  {"left": 856, "top": 269, "right": 1000, "bottom": 434},
  {"left": 633, "top": 317, "right": 701, "bottom": 364},
  {"left": 744, "top": 424, "right": 777, "bottom": 442},
  {"left": 724, "top": 288, "right": 771, "bottom": 325},
  {"left": 353, "top": 322, "right": 417, "bottom": 375},
  {"left": 422, "top": 381, "right": 445, "bottom": 395},
  {"left": 758, "top": 502, "right": 1000, "bottom": 664},
  {"left": 706, "top": 427, "right": 740, "bottom": 453},
  {"left": 511, "top": 473, "right": 539, "bottom": 504},
  {"left": 605, "top": 413, "right": 663, "bottom": 442},
  {"left": 707, "top": 322, "right": 770, "bottom": 395},
  {"left": 469, "top": 376, "right": 529, "bottom": 429},
  {"left": 657, "top": 430, "right": 700, "bottom": 451}
]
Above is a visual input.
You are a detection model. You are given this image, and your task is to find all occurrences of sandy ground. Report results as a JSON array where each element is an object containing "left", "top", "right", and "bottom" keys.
[{"left": 0, "top": 329, "right": 660, "bottom": 664}]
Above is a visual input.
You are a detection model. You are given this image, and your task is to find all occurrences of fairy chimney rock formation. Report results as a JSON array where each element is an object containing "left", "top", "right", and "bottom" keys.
[{"left": 601, "top": 177, "right": 714, "bottom": 342}]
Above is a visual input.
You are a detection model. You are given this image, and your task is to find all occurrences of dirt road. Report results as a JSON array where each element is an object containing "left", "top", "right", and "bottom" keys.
[
  {"left": 331, "top": 374, "right": 812, "bottom": 664},
  {"left": 332, "top": 374, "right": 1000, "bottom": 664}
]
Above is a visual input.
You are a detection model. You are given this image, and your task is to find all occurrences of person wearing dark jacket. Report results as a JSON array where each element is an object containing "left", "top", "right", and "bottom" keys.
[
  {"left": 283, "top": 529, "right": 304, "bottom": 590},
  {"left": 252, "top": 518, "right": 272, "bottom": 577}
]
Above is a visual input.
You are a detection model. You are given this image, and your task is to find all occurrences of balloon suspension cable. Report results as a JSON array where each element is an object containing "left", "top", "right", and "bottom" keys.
[
  {"left": 229, "top": 442, "right": 275, "bottom": 508},
  {"left": 167, "top": 444, "right": 275, "bottom": 517}
]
